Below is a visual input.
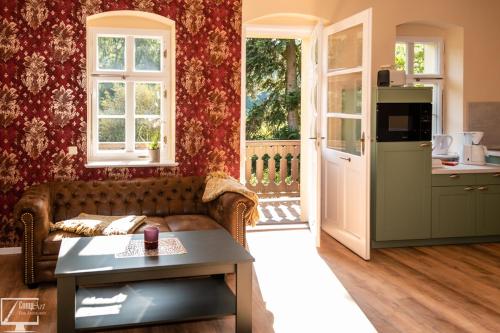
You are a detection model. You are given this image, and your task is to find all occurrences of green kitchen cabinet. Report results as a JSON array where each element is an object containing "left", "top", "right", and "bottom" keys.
[
  {"left": 375, "top": 141, "right": 432, "bottom": 241},
  {"left": 431, "top": 186, "right": 476, "bottom": 238},
  {"left": 476, "top": 185, "right": 500, "bottom": 235}
]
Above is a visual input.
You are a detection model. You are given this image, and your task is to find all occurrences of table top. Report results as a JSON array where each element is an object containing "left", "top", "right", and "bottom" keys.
[
  {"left": 432, "top": 163, "right": 500, "bottom": 174},
  {"left": 55, "top": 229, "right": 254, "bottom": 277}
]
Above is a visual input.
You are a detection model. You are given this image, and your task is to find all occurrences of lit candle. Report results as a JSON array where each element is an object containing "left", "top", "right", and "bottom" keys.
[{"left": 144, "top": 226, "right": 159, "bottom": 250}]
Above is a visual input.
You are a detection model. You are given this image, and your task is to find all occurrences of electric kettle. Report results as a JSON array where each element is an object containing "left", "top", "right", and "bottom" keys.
[{"left": 433, "top": 134, "right": 453, "bottom": 155}]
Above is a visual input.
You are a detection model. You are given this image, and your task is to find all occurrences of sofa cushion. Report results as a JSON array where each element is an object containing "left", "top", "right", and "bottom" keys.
[
  {"left": 135, "top": 216, "right": 171, "bottom": 233},
  {"left": 42, "top": 215, "right": 219, "bottom": 256},
  {"left": 164, "top": 215, "right": 222, "bottom": 232},
  {"left": 43, "top": 230, "right": 80, "bottom": 255},
  {"left": 43, "top": 216, "right": 171, "bottom": 256}
]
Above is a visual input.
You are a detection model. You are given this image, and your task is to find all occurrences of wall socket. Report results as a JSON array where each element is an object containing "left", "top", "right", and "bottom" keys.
[{"left": 68, "top": 146, "right": 78, "bottom": 155}]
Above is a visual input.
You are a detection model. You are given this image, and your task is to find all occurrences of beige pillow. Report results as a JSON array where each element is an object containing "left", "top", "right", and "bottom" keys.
[{"left": 50, "top": 213, "right": 146, "bottom": 237}]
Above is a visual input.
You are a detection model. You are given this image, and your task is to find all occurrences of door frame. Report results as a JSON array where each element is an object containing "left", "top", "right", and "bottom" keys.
[
  {"left": 240, "top": 22, "right": 324, "bottom": 223},
  {"left": 320, "top": 8, "right": 373, "bottom": 259}
]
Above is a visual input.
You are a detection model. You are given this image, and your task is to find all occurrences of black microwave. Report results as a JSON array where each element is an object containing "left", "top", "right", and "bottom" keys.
[{"left": 376, "top": 102, "right": 432, "bottom": 142}]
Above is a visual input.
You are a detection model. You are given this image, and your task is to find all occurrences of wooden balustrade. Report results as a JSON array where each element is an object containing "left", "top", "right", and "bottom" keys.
[{"left": 245, "top": 140, "right": 300, "bottom": 197}]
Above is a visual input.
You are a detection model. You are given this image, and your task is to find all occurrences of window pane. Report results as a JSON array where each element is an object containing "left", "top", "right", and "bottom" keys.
[
  {"left": 135, "top": 38, "right": 161, "bottom": 71},
  {"left": 327, "top": 118, "right": 361, "bottom": 156},
  {"left": 395, "top": 42, "right": 407, "bottom": 72},
  {"left": 97, "top": 36, "right": 125, "bottom": 71},
  {"left": 414, "top": 42, "right": 439, "bottom": 74},
  {"left": 328, "top": 24, "right": 363, "bottom": 70},
  {"left": 135, "top": 118, "right": 160, "bottom": 145},
  {"left": 99, "top": 118, "right": 125, "bottom": 143},
  {"left": 135, "top": 83, "right": 161, "bottom": 115},
  {"left": 328, "top": 73, "right": 362, "bottom": 114},
  {"left": 98, "top": 82, "right": 125, "bottom": 115}
]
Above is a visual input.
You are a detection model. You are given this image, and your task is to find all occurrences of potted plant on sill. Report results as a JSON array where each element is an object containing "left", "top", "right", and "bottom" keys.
[{"left": 148, "top": 132, "right": 160, "bottom": 163}]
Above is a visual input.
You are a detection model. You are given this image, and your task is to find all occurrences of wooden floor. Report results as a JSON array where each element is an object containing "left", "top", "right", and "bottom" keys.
[
  {"left": 0, "top": 230, "right": 498, "bottom": 333},
  {"left": 317, "top": 233, "right": 500, "bottom": 333}
]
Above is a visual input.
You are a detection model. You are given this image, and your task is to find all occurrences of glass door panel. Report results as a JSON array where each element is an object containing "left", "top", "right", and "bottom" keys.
[
  {"left": 327, "top": 118, "right": 361, "bottom": 156},
  {"left": 327, "top": 73, "right": 362, "bottom": 114},
  {"left": 328, "top": 24, "right": 363, "bottom": 70}
]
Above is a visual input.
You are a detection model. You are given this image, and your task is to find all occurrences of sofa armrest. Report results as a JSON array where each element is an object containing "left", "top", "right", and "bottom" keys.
[
  {"left": 207, "top": 192, "right": 255, "bottom": 247},
  {"left": 13, "top": 184, "right": 51, "bottom": 285}
]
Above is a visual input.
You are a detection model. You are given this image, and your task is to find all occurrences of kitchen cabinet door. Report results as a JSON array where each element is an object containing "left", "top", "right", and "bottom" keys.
[
  {"left": 431, "top": 186, "right": 476, "bottom": 238},
  {"left": 375, "top": 142, "right": 431, "bottom": 241},
  {"left": 476, "top": 185, "right": 500, "bottom": 236}
]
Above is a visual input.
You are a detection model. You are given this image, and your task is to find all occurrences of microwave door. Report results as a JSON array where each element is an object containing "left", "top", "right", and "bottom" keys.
[{"left": 377, "top": 103, "right": 412, "bottom": 141}]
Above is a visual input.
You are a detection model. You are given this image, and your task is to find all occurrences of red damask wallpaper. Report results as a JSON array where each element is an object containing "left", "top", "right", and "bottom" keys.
[{"left": 0, "top": 0, "right": 242, "bottom": 247}]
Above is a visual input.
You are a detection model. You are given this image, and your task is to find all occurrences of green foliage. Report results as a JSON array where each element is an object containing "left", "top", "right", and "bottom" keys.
[
  {"left": 135, "top": 83, "right": 161, "bottom": 115},
  {"left": 135, "top": 38, "right": 161, "bottom": 71},
  {"left": 98, "top": 37, "right": 125, "bottom": 70},
  {"left": 148, "top": 130, "right": 160, "bottom": 150},
  {"left": 413, "top": 43, "right": 425, "bottom": 74},
  {"left": 99, "top": 82, "right": 125, "bottom": 115},
  {"left": 98, "top": 81, "right": 161, "bottom": 146},
  {"left": 395, "top": 43, "right": 407, "bottom": 71},
  {"left": 394, "top": 42, "right": 425, "bottom": 74},
  {"left": 246, "top": 38, "right": 301, "bottom": 140}
]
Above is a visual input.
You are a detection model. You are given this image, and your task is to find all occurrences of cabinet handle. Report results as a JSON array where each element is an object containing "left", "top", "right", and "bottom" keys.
[
  {"left": 477, "top": 186, "right": 488, "bottom": 191},
  {"left": 464, "top": 187, "right": 475, "bottom": 191},
  {"left": 419, "top": 142, "right": 431, "bottom": 147},
  {"left": 493, "top": 173, "right": 500, "bottom": 177},
  {"left": 449, "top": 174, "right": 459, "bottom": 179}
]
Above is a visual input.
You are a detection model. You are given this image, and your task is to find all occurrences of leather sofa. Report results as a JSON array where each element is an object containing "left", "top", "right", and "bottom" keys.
[{"left": 13, "top": 176, "right": 255, "bottom": 287}]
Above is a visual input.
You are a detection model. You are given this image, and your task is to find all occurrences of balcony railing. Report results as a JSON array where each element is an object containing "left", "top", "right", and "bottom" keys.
[{"left": 245, "top": 140, "right": 300, "bottom": 197}]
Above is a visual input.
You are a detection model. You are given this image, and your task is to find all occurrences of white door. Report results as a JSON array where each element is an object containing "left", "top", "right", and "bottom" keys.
[
  {"left": 307, "top": 21, "right": 323, "bottom": 247},
  {"left": 321, "top": 9, "right": 372, "bottom": 259}
]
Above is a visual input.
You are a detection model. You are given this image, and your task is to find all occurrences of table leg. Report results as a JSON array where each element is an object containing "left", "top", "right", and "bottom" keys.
[
  {"left": 57, "top": 276, "right": 76, "bottom": 333},
  {"left": 236, "top": 262, "right": 252, "bottom": 333}
]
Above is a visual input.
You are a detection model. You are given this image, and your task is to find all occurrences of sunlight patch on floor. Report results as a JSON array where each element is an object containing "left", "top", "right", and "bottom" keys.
[{"left": 247, "top": 229, "right": 376, "bottom": 333}]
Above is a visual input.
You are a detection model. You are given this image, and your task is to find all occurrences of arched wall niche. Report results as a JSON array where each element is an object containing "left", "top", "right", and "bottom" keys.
[{"left": 396, "top": 20, "right": 464, "bottom": 145}]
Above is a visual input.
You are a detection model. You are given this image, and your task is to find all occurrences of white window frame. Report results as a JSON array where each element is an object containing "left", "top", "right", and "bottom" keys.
[
  {"left": 396, "top": 36, "right": 444, "bottom": 134},
  {"left": 86, "top": 26, "right": 176, "bottom": 165}
]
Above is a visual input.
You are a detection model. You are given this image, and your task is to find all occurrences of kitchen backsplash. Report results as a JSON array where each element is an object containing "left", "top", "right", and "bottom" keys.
[{"left": 469, "top": 102, "right": 500, "bottom": 150}]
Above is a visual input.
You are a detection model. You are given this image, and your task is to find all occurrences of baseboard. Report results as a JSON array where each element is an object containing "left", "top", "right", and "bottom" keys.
[{"left": 0, "top": 247, "right": 22, "bottom": 255}]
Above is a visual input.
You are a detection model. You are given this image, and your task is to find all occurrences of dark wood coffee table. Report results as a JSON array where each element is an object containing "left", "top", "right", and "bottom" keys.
[{"left": 55, "top": 229, "right": 254, "bottom": 333}]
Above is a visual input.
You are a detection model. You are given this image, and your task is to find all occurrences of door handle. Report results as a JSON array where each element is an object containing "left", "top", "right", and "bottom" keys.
[
  {"left": 308, "top": 137, "right": 325, "bottom": 140},
  {"left": 419, "top": 142, "right": 431, "bottom": 147},
  {"left": 339, "top": 156, "right": 351, "bottom": 162},
  {"left": 464, "top": 187, "right": 475, "bottom": 191},
  {"left": 477, "top": 186, "right": 488, "bottom": 191},
  {"left": 360, "top": 132, "right": 366, "bottom": 155}
]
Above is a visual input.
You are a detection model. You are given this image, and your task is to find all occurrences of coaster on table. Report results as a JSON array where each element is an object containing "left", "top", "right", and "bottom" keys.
[{"left": 115, "top": 237, "right": 187, "bottom": 258}]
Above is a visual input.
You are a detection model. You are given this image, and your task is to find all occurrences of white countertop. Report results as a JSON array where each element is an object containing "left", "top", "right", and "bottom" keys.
[{"left": 432, "top": 163, "right": 500, "bottom": 174}]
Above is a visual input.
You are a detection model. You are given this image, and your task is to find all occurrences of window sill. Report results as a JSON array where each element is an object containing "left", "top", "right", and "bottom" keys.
[{"left": 85, "top": 160, "right": 178, "bottom": 168}]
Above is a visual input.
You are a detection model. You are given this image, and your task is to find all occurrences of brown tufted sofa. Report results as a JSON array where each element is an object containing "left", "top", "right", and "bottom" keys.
[{"left": 13, "top": 176, "right": 255, "bottom": 287}]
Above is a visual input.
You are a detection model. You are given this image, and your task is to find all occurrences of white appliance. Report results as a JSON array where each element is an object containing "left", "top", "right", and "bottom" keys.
[
  {"left": 432, "top": 134, "right": 453, "bottom": 155},
  {"left": 458, "top": 131, "right": 488, "bottom": 165},
  {"left": 377, "top": 66, "right": 406, "bottom": 87}
]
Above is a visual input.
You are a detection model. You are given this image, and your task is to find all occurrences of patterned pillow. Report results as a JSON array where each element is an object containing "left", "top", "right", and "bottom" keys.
[{"left": 50, "top": 213, "right": 146, "bottom": 236}]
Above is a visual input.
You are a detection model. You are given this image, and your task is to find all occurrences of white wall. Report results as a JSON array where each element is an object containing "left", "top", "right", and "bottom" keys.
[{"left": 244, "top": 0, "right": 500, "bottom": 133}]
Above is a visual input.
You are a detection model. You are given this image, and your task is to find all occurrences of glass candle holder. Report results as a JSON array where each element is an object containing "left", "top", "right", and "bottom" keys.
[{"left": 144, "top": 226, "right": 159, "bottom": 250}]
